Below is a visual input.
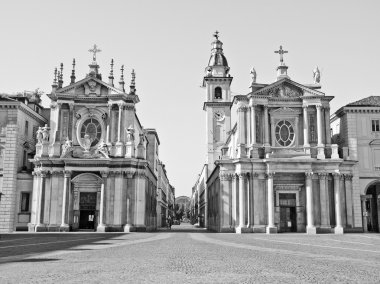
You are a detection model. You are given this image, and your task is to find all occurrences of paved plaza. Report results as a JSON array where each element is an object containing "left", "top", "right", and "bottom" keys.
[{"left": 0, "top": 223, "right": 379, "bottom": 283}]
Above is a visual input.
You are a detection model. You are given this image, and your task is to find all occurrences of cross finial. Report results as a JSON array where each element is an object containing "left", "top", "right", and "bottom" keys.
[
  {"left": 213, "top": 31, "right": 219, "bottom": 40},
  {"left": 274, "top": 45, "right": 288, "bottom": 63},
  {"left": 88, "top": 44, "right": 102, "bottom": 62}
]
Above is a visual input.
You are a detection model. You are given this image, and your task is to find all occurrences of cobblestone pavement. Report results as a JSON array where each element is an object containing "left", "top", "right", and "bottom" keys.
[{"left": 0, "top": 224, "right": 379, "bottom": 283}]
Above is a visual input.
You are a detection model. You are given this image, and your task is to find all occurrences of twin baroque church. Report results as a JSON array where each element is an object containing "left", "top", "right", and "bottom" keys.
[
  {"left": 193, "top": 33, "right": 361, "bottom": 234},
  {"left": 29, "top": 50, "right": 165, "bottom": 232}
]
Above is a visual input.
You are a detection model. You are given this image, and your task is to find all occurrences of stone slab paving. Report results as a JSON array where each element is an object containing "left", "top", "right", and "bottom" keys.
[{"left": 0, "top": 224, "right": 379, "bottom": 283}]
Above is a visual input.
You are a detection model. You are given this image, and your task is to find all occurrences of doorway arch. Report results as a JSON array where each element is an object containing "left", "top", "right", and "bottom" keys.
[
  {"left": 71, "top": 173, "right": 103, "bottom": 230},
  {"left": 362, "top": 181, "right": 380, "bottom": 232}
]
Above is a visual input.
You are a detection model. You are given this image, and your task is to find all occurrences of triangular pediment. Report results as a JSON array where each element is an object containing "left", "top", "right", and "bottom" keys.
[
  {"left": 253, "top": 78, "right": 324, "bottom": 98},
  {"left": 55, "top": 76, "right": 125, "bottom": 97}
]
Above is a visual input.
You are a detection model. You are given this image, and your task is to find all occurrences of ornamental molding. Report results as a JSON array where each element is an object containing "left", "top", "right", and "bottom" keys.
[
  {"left": 305, "top": 171, "right": 314, "bottom": 178},
  {"left": 219, "top": 172, "right": 233, "bottom": 181},
  {"left": 274, "top": 184, "right": 303, "bottom": 191},
  {"left": 265, "top": 172, "right": 276, "bottom": 179},
  {"left": 344, "top": 174, "right": 353, "bottom": 181},
  {"left": 318, "top": 172, "right": 328, "bottom": 179}
]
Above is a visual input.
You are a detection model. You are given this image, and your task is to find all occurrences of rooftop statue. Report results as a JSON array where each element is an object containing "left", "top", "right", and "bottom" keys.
[{"left": 313, "top": 66, "right": 321, "bottom": 84}]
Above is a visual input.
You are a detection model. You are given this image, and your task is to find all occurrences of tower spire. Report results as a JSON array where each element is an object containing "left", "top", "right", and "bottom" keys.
[
  {"left": 58, "top": 63, "right": 64, "bottom": 88},
  {"left": 119, "top": 65, "right": 125, "bottom": 92},
  {"left": 70, "top": 58, "right": 76, "bottom": 84},
  {"left": 109, "top": 59, "right": 114, "bottom": 86},
  {"left": 52, "top": 67, "right": 58, "bottom": 92},
  {"left": 130, "top": 69, "right": 136, "bottom": 93},
  {"left": 206, "top": 31, "right": 230, "bottom": 77}
]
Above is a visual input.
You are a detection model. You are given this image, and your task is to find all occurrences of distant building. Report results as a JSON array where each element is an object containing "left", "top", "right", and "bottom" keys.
[
  {"left": 0, "top": 90, "right": 48, "bottom": 232},
  {"left": 175, "top": 195, "right": 190, "bottom": 219},
  {"left": 192, "top": 33, "right": 360, "bottom": 234},
  {"left": 331, "top": 96, "right": 380, "bottom": 233},
  {"left": 156, "top": 161, "right": 175, "bottom": 227},
  {"left": 0, "top": 47, "right": 173, "bottom": 233}
]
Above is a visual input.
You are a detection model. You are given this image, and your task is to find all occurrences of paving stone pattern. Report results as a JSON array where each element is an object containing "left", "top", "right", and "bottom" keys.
[{"left": 0, "top": 224, "right": 379, "bottom": 283}]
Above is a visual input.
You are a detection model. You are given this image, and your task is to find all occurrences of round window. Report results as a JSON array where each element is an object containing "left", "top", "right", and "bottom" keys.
[
  {"left": 275, "top": 120, "right": 294, "bottom": 147},
  {"left": 80, "top": 118, "right": 102, "bottom": 147}
]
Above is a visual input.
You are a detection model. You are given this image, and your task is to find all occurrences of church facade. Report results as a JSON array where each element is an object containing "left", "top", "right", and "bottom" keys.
[
  {"left": 28, "top": 47, "right": 172, "bottom": 232},
  {"left": 194, "top": 33, "right": 361, "bottom": 234}
]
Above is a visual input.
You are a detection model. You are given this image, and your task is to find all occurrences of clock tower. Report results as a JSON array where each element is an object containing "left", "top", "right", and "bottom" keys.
[{"left": 203, "top": 32, "right": 233, "bottom": 171}]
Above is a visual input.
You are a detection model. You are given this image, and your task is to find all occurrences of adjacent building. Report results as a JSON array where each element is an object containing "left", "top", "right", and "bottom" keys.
[
  {"left": 0, "top": 90, "right": 48, "bottom": 232},
  {"left": 5, "top": 47, "right": 174, "bottom": 233},
  {"left": 156, "top": 160, "right": 175, "bottom": 227},
  {"left": 331, "top": 96, "right": 380, "bottom": 233},
  {"left": 193, "top": 33, "right": 361, "bottom": 234}
]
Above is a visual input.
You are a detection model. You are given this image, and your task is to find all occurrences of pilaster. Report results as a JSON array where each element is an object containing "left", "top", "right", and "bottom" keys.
[
  {"left": 266, "top": 172, "right": 277, "bottom": 234},
  {"left": 305, "top": 171, "right": 316, "bottom": 234}
]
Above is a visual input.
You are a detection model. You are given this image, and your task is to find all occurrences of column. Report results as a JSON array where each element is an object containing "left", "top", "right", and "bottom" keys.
[
  {"left": 344, "top": 174, "right": 353, "bottom": 228},
  {"left": 303, "top": 105, "right": 310, "bottom": 154},
  {"left": 60, "top": 170, "right": 71, "bottom": 231},
  {"left": 316, "top": 105, "right": 325, "bottom": 159},
  {"left": 252, "top": 173, "right": 261, "bottom": 231},
  {"left": 124, "top": 170, "right": 135, "bottom": 232},
  {"left": 318, "top": 172, "right": 330, "bottom": 229},
  {"left": 333, "top": 173, "right": 344, "bottom": 234},
  {"left": 305, "top": 171, "right": 316, "bottom": 234},
  {"left": 361, "top": 196, "right": 368, "bottom": 232},
  {"left": 219, "top": 173, "right": 232, "bottom": 232},
  {"left": 237, "top": 105, "right": 247, "bottom": 158},
  {"left": 264, "top": 106, "right": 270, "bottom": 147},
  {"left": 250, "top": 105, "right": 256, "bottom": 145},
  {"left": 68, "top": 103, "right": 74, "bottom": 140},
  {"left": 97, "top": 171, "right": 108, "bottom": 232},
  {"left": 231, "top": 174, "right": 237, "bottom": 226},
  {"left": 35, "top": 171, "right": 46, "bottom": 231},
  {"left": 236, "top": 173, "right": 250, "bottom": 233},
  {"left": 266, "top": 172, "right": 277, "bottom": 234},
  {"left": 324, "top": 107, "right": 331, "bottom": 145},
  {"left": 247, "top": 107, "right": 251, "bottom": 146},
  {"left": 117, "top": 103, "right": 123, "bottom": 142},
  {"left": 107, "top": 104, "right": 112, "bottom": 144}
]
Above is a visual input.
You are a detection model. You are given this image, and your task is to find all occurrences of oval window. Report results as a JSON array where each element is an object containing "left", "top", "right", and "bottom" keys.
[
  {"left": 275, "top": 120, "right": 294, "bottom": 147},
  {"left": 80, "top": 118, "right": 102, "bottom": 147}
]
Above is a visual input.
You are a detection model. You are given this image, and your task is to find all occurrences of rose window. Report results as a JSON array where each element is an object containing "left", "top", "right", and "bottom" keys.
[
  {"left": 275, "top": 120, "right": 294, "bottom": 147},
  {"left": 80, "top": 118, "right": 102, "bottom": 147}
]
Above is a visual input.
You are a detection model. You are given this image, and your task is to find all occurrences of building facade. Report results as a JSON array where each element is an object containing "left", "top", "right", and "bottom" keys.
[
  {"left": 156, "top": 161, "right": 174, "bottom": 227},
  {"left": 27, "top": 49, "right": 172, "bottom": 232},
  {"left": 0, "top": 91, "right": 48, "bottom": 232},
  {"left": 331, "top": 96, "right": 380, "bottom": 233},
  {"left": 194, "top": 33, "right": 361, "bottom": 234}
]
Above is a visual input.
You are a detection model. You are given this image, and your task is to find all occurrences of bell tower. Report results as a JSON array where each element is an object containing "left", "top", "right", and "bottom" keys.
[{"left": 203, "top": 31, "right": 233, "bottom": 171}]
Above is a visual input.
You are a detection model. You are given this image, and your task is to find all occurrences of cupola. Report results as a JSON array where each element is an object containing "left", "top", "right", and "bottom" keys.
[{"left": 205, "top": 31, "right": 230, "bottom": 77}]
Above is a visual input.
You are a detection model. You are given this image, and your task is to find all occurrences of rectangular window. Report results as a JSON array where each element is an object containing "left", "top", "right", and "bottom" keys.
[
  {"left": 372, "top": 120, "right": 380, "bottom": 132},
  {"left": 20, "top": 192, "right": 30, "bottom": 212},
  {"left": 24, "top": 121, "right": 29, "bottom": 137},
  {"left": 62, "top": 110, "right": 69, "bottom": 139}
]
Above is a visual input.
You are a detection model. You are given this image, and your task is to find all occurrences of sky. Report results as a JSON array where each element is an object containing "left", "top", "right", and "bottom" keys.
[{"left": 1, "top": 1, "right": 380, "bottom": 198}]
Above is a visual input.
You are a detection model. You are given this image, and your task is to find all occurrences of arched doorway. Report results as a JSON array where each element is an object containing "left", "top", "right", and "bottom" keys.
[
  {"left": 71, "top": 173, "right": 103, "bottom": 231},
  {"left": 362, "top": 182, "right": 380, "bottom": 232}
]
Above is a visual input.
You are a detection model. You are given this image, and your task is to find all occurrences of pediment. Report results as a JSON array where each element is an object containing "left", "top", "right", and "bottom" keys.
[
  {"left": 253, "top": 78, "right": 324, "bottom": 98},
  {"left": 55, "top": 76, "right": 125, "bottom": 97}
]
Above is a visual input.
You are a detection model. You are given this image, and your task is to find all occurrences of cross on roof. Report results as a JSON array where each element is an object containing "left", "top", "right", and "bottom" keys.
[
  {"left": 274, "top": 45, "right": 288, "bottom": 63},
  {"left": 88, "top": 44, "right": 102, "bottom": 62},
  {"left": 213, "top": 31, "right": 219, "bottom": 40}
]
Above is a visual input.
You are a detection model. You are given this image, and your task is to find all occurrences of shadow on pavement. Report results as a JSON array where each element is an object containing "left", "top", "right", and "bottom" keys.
[
  {"left": 0, "top": 233, "right": 125, "bottom": 261},
  {"left": 10, "top": 258, "right": 60, "bottom": 263}
]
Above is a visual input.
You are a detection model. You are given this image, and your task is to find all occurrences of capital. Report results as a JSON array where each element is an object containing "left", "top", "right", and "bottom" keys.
[
  {"left": 237, "top": 106, "right": 248, "bottom": 113},
  {"left": 40, "top": 171, "right": 47, "bottom": 178},
  {"left": 316, "top": 104, "right": 322, "bottom": 110},
  {"left": 332, "top": 172, "right": 341, "bottom": 179},
  {"left": 124, "top": 170, "right": 135, "bottom": 179},
  {"left": 318, "top": 172, "right": 328, "bottom": 180},
  {"left": 344, "top": 173, "right": 353, "bottom": 181},
  {"left": 252, "top": 172, "right": 259, "bottom": 179},
  {"left": 219, "top": 172, "right": 233, "bottom": 181},
  {"left": 100, "top": 171, "right": 109, "bottom": 178},
  {"left": 265, "top": 172, "right": 275, "bottom": 179},
  {"left": 118, "top": 103, "right": 124, "bottom": 109},
  {"left": 305, "top": 171, "right": 313, "bottom": 178}
]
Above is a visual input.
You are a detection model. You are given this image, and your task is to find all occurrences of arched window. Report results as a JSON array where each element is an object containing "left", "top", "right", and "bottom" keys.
[
  {"left": 80, "top": 118, "right": 102, "bottom": 147},
  {"left": 214, "top": 87, "right": 222, "bottom": 99},
  {"left": 275, "top": 120, "right": 295, "bottom": 147}
]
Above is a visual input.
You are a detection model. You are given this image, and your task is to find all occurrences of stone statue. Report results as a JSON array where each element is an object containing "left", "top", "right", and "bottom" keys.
[
  {"left": 61, "top": 137, "right": 73, "bottom": 156},
  {"left": 36, "top": 127, "right": 43, "bottom": 144},
  {"left": 82, "top": 134, "right": 92, "bottom": 152},
  {"left": 97, "top": 139, "right": 109, "bottom": 158},
  {"left": 250, "top": 67, "right": 257, "bottom": 84},
  {"left": 41, "top": 124, "right": 50, "bottom": 142},
  {"left": 126, "top": 126, "right": 135, "bottom": 142},
  {"left": 313, "top": 66, "right": 321, "bottom": 84}
]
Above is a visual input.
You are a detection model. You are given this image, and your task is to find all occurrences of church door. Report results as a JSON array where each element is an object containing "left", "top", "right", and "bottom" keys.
[
  {"left": 79, "top": 192, "right": 97, "bottom": 230},
  {"left": 279, "top": 193, "right": 297, "bottom": 232}
]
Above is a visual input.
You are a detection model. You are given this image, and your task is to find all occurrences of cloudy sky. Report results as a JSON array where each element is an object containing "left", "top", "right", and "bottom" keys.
[{"left": 1, "top": 1, "right": 379, "bottom": 197}]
